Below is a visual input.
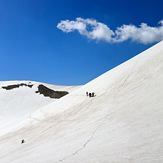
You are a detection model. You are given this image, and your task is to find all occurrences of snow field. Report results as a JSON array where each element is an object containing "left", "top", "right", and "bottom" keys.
[{"left": 0, "top": 41, "right": 163, "bottom": 162}]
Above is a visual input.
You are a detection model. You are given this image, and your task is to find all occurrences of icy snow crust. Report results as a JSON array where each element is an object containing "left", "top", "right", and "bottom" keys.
[{"left": 0, "top": 41, "right": 163, "bottom": 162}]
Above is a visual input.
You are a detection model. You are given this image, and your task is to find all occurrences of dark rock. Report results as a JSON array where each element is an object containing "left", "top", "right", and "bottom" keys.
[
  {"left": 2, "top": 83, "right": 33, "bottom": 90},
  {"left": 36, "top": 84, "right": 69, "bottom": 99}
]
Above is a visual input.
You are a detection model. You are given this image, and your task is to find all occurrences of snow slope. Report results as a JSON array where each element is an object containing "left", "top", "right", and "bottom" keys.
[
  {"left": 0, "top": 41, "right": 163, "bottom": 163},
  {"left": 0, "top": 81, "right": 80, "bottom": 126}
]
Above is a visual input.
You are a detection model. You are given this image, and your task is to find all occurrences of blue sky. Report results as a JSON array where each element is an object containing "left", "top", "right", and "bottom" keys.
[{"left": 0, "top": 0, "right": 163, "bottom": 85}]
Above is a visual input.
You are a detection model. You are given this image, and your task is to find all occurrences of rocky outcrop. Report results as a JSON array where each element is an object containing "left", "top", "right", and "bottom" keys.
[
  {"left": 2, "top": 82, "right": 68, "bottom": 99},
  {"left": 35, "top": 84, "right": 69, "bottom": 99},
  {"left": 2, "top": 83, "right": 33, "bottom": 90}
]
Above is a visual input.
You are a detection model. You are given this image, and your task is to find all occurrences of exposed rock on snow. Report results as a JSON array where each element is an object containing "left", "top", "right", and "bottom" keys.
[
  {"left": 35, "top": 84, "right": 69, "bottom": 98},
  {"left": 2, "top": 83, "right": 33, "bottom": 90}
]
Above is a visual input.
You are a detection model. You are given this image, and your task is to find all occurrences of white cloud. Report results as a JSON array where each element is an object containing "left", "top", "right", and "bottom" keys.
[
  {"left": 57, "top": 17, "right": 163, "bottom": 44},
  {"left": 57, "top": 19, "right": 86, "bottom": 33},
  {"left": 114, "top": 22, "right": 163, "bottom": 44},
  {"left": 57, "top": 18, "right": 114, "bottom": 42}
]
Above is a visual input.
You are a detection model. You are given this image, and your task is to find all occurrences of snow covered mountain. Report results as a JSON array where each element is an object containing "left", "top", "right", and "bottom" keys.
[
  {"left": 0, "top": 81, "right": 80, "bottom": 133},
  {"left": 0, "top": 41, "right": 163, "bottom": 163}
]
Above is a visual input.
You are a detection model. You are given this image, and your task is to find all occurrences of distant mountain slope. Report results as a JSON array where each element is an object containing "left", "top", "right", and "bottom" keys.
[
  {"left": 0, "top": 81, "right": 81, "bottom": 123},
  {"left": 0, "top": 41, "right": 163, "bottom": 163}
]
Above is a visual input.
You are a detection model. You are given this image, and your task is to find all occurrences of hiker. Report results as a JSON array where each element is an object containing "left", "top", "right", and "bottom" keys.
[
  {"left": 92, "top": 92, "right": 95, "bottom": 97},
  {"left": 21, "top": 139, "right": 25, "bottom": 144},
  {"left": 89, "top": 93, "right": 92, "bottom": 97},
  {"left": 86, "top": 92, "right": 88, "bottom": 96}
]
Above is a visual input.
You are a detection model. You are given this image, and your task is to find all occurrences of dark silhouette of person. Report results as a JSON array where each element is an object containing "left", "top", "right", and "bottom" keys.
[{"left": 21, "top": 139, "right": 25, "bottom": 144}]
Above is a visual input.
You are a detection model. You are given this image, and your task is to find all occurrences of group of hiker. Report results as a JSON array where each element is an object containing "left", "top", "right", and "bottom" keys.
[{"left": 86, "top": 92, "right": 95, "bottom": 97}]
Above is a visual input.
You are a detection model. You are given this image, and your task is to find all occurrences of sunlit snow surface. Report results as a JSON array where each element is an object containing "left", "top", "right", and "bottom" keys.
[{"left": 0, "top": 41, "right": 163, "bottom": 163}]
